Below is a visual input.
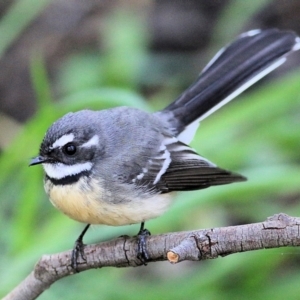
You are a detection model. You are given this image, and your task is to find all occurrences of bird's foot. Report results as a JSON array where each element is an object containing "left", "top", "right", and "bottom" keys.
[
  {"left": 71, "top": 238, "right": 87, "bottom": 272},
  {"left": 137, "top": 223, "right": 151, "bottom": 265},
  {"left": 71, "top": 224, "right": 90, "bottom": 272}
]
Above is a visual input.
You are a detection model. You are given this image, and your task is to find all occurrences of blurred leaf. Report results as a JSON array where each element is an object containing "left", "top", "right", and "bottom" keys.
[
  {"left": 0, "top": 0, "right": 51, "bottom": 59},
  {"left": 211, "top": 0, "right": 273, "bottom": 46},
  {"left": 30, "top": 54, "right": 54, "bottom": 109},
  {"left": 101, "top": 10, "right": 149, "bottom": 88}
]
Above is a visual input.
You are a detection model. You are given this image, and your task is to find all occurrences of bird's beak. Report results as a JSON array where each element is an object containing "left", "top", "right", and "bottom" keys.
[{"left": 29, "top": 156, "right": 48, "bottom": 166}]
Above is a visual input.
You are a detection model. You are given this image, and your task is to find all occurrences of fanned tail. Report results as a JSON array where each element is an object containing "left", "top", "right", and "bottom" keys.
[{"left": 160, "top": 29, "right": 300, "bottom": 143}]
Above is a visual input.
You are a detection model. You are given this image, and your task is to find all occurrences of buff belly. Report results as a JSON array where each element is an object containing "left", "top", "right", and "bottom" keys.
[{"left": 44, "top": 177, "right": 173, "bottom": 226}]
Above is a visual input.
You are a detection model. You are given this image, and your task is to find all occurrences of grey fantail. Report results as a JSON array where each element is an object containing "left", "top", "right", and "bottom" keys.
[{"left": 30, "top": 29, "right": 300, "bottom": 270}]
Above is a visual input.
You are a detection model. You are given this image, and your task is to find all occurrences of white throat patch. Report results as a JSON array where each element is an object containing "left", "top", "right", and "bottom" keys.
[{"left": 43, "top": 162, "right": 92, "bottom": 180}]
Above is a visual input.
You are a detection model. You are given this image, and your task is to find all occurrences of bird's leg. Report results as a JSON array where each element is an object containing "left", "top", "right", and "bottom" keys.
[
  {"left": 137, "top": 222, "right": 151, "bottom": 265},
  {"left": 71, "top": 224, "right": 90, "bottom": 272}
]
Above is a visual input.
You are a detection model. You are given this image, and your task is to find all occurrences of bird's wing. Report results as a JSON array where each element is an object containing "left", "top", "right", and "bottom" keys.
[{"left": 131, "top": 135, "right": 246, "bottom": 193}]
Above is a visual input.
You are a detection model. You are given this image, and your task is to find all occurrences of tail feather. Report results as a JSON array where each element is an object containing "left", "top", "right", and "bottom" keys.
[{"left": 161, "top": 29, "right": 300, "bottom": 142}]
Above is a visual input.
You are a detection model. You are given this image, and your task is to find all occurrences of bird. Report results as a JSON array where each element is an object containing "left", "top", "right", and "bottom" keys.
[{"left": 30, "top": 28, "right": 300, "bottom": 270}]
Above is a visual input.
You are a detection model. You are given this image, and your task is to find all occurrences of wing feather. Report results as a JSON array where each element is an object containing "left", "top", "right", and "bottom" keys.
[{"left": 131, "top": 136, "right": 246, "bottom": 193}]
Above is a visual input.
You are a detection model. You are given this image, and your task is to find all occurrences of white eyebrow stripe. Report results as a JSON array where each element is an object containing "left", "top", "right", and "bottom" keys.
[
  {"left": 52, "top": 133, "right": 74, "bottom": 148},
  {"left": 81, "top": 135, "right": 99, "bottom": 148},
  {"left": 43, "top": 162, "right": 92, "bottom": 179}
]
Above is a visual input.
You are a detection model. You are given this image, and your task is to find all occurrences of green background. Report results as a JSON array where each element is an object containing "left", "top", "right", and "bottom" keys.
[{"left": 1, "top": 1, "right": 300, "bottom": 299}]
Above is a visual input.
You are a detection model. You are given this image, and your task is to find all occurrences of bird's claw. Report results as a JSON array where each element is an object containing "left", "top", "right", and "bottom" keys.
[{"left": 137, "top": 228, "right": 151, "bottom": 265}]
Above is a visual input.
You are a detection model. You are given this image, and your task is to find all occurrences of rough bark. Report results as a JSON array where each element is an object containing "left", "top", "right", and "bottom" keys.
[{"left": 4, "top": 213, "right": 300, "bottom": 300}]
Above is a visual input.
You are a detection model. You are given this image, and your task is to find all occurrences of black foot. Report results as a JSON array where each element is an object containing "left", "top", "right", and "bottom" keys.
[
  {"left": 71, "top": 224, "right": 90, "bottom": 272},
  {"left": 137, "top": 222, "right": 151, "bottom": 265},
  {"left": 71, "top": 238, "right": 86, "bottom": 272}
]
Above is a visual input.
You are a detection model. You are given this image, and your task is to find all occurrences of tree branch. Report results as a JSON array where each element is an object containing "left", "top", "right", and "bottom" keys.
[{"left": 4, "top": 213, "right": 300, "bottom": 300}]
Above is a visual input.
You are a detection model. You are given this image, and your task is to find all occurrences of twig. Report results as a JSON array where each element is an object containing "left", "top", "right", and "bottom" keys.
[{"left": 4, "top": 213, "right": 300, "bottom": 300}]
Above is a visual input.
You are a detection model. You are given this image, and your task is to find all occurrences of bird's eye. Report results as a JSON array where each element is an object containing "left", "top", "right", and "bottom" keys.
[{"left": 63, "top": 143, "right": 77, "bottom": 155}]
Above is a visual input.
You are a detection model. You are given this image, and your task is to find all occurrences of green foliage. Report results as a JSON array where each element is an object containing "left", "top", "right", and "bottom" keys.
[
  {"left": 0, "top": 0, "right": 51, "bottom": 59},
  {"left": 1, "top": 5, "right": 300, "bottom": 300}
]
